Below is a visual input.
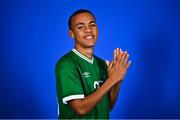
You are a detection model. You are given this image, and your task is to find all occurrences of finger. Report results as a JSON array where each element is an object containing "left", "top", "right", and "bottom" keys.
[
  {"left": 115, "top": 49, "right": 125, "bottom": 67},
  {"left": 106, "top": 60, "right": 110, "bottom": 66},
  {"left": 116, "top": 52, "right": 122, "bottom": 67},
  {"left": 120, "top": 51, "right": 127, "bottom": 65},
  {"left": 109, "top": 61, "right": 113, "bottom": 69},
  {"left": 125, "top": 60, "right": 132, "bottom": 69},
  {"left": 119, "top": 49, "right": 124, "bottom": 61},
  {"left": 119, "top": 48, "right": 123, "bottom": 55},
  {"left": 123, "top": 53, "right": 129, "bottom": 67},
  {"left": 114, "top": 49, "right": 117, "bottom": 60},
  {"left": 117, "top": 48, "right": 120, "bottom": 56}
]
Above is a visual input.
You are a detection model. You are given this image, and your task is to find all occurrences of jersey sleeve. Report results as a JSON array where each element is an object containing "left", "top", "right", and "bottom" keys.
[{"left": 56, "top": 61, "right": 84, "bottom": 104}]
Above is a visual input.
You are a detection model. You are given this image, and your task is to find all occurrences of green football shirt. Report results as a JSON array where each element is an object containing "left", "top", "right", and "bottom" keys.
[{"left": 55, "top": 48, "right": 110, "bottom": 119}]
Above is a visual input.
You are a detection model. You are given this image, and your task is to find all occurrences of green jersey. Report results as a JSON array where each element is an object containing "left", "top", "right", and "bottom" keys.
[{"left": 55, "top": 48, "right": 110, "bottom": 119}]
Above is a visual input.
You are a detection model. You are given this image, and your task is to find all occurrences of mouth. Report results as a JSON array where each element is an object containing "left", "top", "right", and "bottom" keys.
[{"left": 83, "top": 35, "right": 94, "bottom": 40}]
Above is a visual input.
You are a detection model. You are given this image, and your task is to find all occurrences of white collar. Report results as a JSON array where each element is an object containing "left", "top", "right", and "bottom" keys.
[{"left": 72, "top": 48, "right": 94, "bottom": 64}]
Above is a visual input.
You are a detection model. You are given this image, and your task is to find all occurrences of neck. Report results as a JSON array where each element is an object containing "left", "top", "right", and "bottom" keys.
[{"left": 75, "top": 46, "right": 94, "bottom": 59}]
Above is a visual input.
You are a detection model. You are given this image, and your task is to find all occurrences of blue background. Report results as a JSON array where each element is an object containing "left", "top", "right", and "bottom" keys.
[{"left": 1, "top": 0, "right": 180, "bottom": 119}]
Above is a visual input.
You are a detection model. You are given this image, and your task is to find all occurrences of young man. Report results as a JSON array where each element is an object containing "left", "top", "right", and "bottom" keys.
[{"left": 55, "top": 9, "right": 131, "bottom": 119}]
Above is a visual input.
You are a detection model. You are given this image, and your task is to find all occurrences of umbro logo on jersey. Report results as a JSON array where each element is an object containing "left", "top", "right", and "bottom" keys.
[{"left": 83, "top": 72, "right": 90, "bottom": 78}]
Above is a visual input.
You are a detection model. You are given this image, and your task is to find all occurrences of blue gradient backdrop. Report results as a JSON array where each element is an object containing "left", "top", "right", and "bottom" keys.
[{"left": 1, "top": 0, "right": 180, "bottom": 119}]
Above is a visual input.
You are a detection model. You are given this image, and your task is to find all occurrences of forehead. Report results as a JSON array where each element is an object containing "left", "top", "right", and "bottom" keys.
[{"left": 71, "top": 13, "right": 95, "bottom": 25}]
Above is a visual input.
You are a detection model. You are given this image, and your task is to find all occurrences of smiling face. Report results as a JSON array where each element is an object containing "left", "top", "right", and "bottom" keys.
[{"left": 69, "top": 12, "right": 98, "bottom": 49}]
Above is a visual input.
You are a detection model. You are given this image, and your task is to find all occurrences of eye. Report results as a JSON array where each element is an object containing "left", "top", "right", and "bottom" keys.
[
  {"left": 77, "top": 26, "right": 82, "bottom": 29},
  {"left": 90, "top": 23, "right": 96, "bottom": 26},
  {"left": 77, "top": 26, "right": 84, "bottom": 30}
]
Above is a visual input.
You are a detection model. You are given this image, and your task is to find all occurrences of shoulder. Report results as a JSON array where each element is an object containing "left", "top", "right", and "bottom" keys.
[{"left": 55, "top": 51, "right": 76, "bottom": 70}]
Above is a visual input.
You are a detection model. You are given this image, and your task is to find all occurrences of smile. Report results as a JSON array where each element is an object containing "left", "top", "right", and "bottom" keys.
[{"left": 84, "top": 35, "right": 94, "bottom": 40}]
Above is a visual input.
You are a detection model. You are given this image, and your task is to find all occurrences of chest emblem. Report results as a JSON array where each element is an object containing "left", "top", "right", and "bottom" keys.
[{"left": 83, "top": 72, "right": 90, "bottom": 78}]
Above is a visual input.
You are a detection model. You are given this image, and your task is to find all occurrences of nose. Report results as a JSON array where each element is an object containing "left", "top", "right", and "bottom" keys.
[{"left": 84, "top": 26, "right": 92, "bottom": 33}]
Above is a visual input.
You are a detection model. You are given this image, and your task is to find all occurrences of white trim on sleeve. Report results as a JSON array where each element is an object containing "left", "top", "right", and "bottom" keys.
[{"left": 62, "top": 94, "right": 85, "bottom": 104}]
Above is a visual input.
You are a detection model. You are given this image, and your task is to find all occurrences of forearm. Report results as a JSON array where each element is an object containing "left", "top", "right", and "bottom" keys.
[
  {"left": 109, "top": 80, "right": 122, "bottom": 110},
  {"left": 69, "top": 78, "right": 115, "bottom": 115}
]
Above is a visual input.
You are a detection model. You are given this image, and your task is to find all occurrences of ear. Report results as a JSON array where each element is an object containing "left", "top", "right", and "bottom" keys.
[{"left": 69, "top": 30, "right": 75, "bottom": 38}]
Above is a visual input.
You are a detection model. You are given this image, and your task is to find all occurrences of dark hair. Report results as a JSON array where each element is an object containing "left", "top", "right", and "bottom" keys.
[{"left": 68, "top": 9, "right": 96, "bottom": 30}]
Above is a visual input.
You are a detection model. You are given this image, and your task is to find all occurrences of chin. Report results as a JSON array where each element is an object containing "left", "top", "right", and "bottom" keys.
[
  {"left": 88, "top": 42, "right": 96, "bottom": 47},
  {"left": 84, "top": 44, "right": 95, "bottom": 48}
]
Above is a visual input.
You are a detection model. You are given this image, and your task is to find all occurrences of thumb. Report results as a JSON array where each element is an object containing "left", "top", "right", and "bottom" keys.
[{"left": 106, "top": 60, "right": 110, "bottom": 66}]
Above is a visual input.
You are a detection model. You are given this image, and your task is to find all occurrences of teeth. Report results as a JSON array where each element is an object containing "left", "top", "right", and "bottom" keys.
[{"left": 85, "top": 36, "right": 93, "bottom": 39}]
